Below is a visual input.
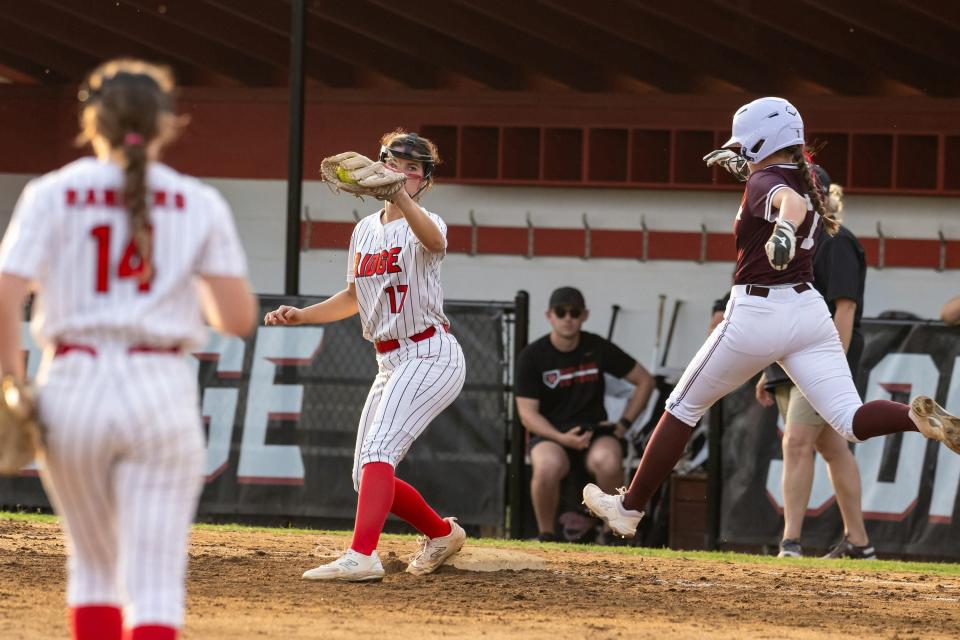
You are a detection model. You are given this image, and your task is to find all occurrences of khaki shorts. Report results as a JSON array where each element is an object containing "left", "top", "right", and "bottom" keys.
[{"left": 774, "top": 385, "right": 827, "bottom": 427}]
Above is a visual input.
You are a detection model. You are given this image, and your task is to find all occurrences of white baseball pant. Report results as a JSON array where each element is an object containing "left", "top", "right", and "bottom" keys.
[
  {"left": 352, "top": 331, "right": 466, "bottom": 490},
  {"left": 36, "top": 345, "right": 205, "bottom": 628},
  {"left": 666, "top": 285, "right": 864, "bottom": 441}
]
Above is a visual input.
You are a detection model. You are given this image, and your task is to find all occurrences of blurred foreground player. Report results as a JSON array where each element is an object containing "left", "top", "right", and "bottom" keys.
[{"left": 0, "top": 59, "right": 256, "bottom": 640}]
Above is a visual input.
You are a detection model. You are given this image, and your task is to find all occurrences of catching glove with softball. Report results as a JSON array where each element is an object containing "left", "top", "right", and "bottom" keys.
[{"left": 320, "top": 151, "right": 407, "bottom": 201}]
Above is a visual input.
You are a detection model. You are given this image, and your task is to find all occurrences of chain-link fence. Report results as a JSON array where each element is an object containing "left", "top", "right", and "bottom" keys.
[{"left": 0, "top": 294, "right": 524, "bottom": 536}]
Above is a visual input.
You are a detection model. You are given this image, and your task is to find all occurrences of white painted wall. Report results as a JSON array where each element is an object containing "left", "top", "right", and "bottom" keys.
[{"left": 2, "top": 172, "right": 957, "bottom": 371}]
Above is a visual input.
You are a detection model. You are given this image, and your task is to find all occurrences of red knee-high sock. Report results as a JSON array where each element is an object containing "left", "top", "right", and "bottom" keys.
[
  {"left": 852, "top": 400, "right": 918, "bottom": 440},
  {"left": 391, "top": 478, "right": 452, "bottom": 539},
  {"left": 350, "top": 462, "right": 396, "bottom": 555},
  {"left": 125, "top": 626, "right": 177, "bottom": 640},
  {"left": 70, "top": 605, "right": 122, "bottom": 640},
  {"left": 622, "top": 412, "right": 693, "bottom": 512}
]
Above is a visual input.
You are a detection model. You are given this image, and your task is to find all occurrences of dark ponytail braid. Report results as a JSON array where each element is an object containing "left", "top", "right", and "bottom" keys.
[
  {"left": 791, "top": 146, "right": 840, "bottom": 236},
  {"left": 122, "top": 134, "right": 153, "bottom": 282},
  {"left": 77, "top": 59, "right": 182, "bottom": 285}
]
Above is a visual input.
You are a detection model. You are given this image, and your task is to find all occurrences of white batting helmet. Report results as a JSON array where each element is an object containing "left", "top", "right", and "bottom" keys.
[{"left": 722, "top": 97, "right": 804, "bottom": 163}]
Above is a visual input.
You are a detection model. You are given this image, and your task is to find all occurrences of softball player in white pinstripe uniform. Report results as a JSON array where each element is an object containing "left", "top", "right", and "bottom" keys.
[
  {"left": 0, "top": 60, "right": 255, "bottom": 640},
  {"left": 265, "top": 130, "right": 467, "bottom": 582}
]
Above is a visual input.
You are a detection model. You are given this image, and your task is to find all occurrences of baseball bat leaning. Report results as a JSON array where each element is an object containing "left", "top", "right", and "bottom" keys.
[
  {"left": 607, "top": 304, "right": 621, "bottom": 341},
  {"left": 660, "top": 299, "right": 685, "bottom": 369},
  {"left": 652, "top": 294, "right": 667, "bottom": 371}
]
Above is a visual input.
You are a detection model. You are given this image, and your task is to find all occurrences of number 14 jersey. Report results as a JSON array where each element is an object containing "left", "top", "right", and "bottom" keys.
[
  {"left": 0, "top": 157, "right": 248, "bottom": 350},
  {"left": 347, "top": 210, "right": 450, "bottom": 343}
]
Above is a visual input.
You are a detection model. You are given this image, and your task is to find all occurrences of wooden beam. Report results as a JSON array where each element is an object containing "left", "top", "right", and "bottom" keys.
[
  {"left": 466, "top": 0, "right": 696, "bottom": 92},
  {"left": 3, "top": 1, "right": 207, "bottom": 85},
  {"left": 211, "top": 0, "right": 439, "bottom": 89},
  {"left": 701, "top": 0, "right": 892, "bottom": 96},
  {"left": 294, "top": 0, "right": 441, "bottom": 89},
  {"left": 367, "top": 0, "right": 608, "bottom": 91},
  {"left": 621, "top": 0, "right": 802, "bottom": 93},
  {"left": 0, "top": 52, "right": 66, "bottom": 84},
  {"left": 0, "top": 17, "right": 98, "bottom": 81},
  {"left": 803, "top": 0, "right": 960, "bottom": 70},
  {"left": 889, "top": 0, "right": 960, "bottom": 34},
  {"left": 307, "top": 0, "right": 522, "bottom": 90},
  {"left": 718, "top": 0, "right": 957, "bottom": 97},
  {"left": 121, "top": 0, "right": 353, "bottom": 87},
  {"left": 38, "top": 0, "right": 276, "bottom": 85},
  {"left": 792, "top": 0, "right": 959, "bottom": 95},
  {"left": 624, "top": 0, "right": 864, "bottom": 95}
]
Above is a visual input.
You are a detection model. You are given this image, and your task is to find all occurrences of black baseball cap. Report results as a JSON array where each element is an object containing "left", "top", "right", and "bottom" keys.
[
  {"left": 549, "top": 286, "right": 586, "bottom": 309},
  {"left": 813, "top": 164, "right": 831, "bottom": 197}
]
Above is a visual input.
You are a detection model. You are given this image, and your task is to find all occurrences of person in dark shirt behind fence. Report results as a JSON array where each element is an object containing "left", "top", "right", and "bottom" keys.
[
  {"left": 941, "top": 295, "right": 960, "bottom": 326},
  {"left": 754, "top": 177, "right": 874, "bottom": 559},
  {"left": 515, "top": 287, "right": 654, "bottom": 542}
]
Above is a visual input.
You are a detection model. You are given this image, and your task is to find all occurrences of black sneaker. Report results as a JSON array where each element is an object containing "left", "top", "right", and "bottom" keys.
[
  {"left": 537, "top": 532, "right": 559, "bottom": 543},
  {"left": 777, "top": 538, "right": 802, "bottom": 558},
  {"left": 822, "top": 537, "right": 876, "bottom": 560}
]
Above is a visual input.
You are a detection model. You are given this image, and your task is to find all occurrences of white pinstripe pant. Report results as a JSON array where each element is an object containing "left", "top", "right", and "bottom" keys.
[
  {"left": 352, "top": 332, "right": 466, "bottom": 490},
  {"left": 666, "top": 285, "right": 863, "bottom": 441},
  {"left": 36, "top": 346, "right": 204, "bottom": 628}
]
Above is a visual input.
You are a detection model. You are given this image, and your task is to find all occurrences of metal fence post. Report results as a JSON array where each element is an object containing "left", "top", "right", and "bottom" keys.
[
  {"left": 509, "top": 290, "right": 530, "bottom": 538},
  {"left": 705, "top": 402, "right": 723, "bottom": 550},
  {"left": 284, "top": 0, "right": 306, "bottom": 296}
]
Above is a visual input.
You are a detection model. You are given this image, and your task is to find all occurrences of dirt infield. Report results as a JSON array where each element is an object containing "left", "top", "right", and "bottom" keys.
[{"left": 2, "top": 518, "right": 959, "bottom": 639}]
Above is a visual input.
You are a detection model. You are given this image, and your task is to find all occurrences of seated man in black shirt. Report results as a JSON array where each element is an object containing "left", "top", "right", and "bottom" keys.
[{"left": 515, "top": 287, "right": 655, "bottom": 542}]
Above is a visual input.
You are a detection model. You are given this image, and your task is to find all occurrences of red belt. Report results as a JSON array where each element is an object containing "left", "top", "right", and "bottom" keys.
[
  {"left": 374, "top": 325, "right": 449, "bottom": 354},
  {"left": 54, "top": 342, "right": 182, "bottom": 358}
]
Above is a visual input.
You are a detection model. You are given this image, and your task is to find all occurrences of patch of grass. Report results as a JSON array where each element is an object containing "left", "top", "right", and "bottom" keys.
[
  {"left": 5, "top": 511, "right": 959, "bottom": 576},
  {"left": 0, "top": 510, "right": 57, "bottom": 524},
  {"left": 480, "top": 538, "right": 960, "bottom": 577},
  {"left": 192, "top": 522, "right": 351, "bottom": 537}
]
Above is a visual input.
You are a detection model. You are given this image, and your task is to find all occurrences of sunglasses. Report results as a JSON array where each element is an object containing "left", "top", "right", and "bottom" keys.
[{"left": 552, "top": 306, "right": 583, "bottom": 319}]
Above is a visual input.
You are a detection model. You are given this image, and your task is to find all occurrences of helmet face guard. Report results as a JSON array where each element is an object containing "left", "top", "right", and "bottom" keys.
[{"left": 379, "top": 133, "right": 435, "bottom": 181}]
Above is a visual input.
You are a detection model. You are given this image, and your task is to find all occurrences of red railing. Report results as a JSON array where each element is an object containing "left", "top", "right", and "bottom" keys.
[{"left": 421, "top": 124, "right": 960, "bottom": 197}]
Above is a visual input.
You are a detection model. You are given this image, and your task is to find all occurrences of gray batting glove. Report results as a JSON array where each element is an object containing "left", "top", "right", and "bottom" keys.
[
  {"left": 765, "top": 219, "right": 797, "bottom": 270},
  {"left": 703, "top": 149, "right": 750, "bottom": 182}
]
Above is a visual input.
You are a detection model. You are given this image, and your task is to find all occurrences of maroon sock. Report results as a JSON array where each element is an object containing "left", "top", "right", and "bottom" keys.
[
  {"left": 391, "top": 477, "right": 452, "bottom": 539},
  {"left": 852, "top": 400, "right": 918, "bottom": 440},
  {"left": 622, "top": 412, "right": 693, "bottom": 512},
  {"left": 71, "top": 606, "right": 122, "bottom": 640},
  {"left": 350, "top": 462, "right": 396, "bottom": 555}
]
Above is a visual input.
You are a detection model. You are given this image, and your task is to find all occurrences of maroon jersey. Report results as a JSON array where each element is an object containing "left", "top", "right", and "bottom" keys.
[{"left": 733, "top": 163, "right": 820, "bottom": 286}]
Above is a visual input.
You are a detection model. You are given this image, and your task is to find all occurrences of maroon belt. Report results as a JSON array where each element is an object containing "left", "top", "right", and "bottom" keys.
[
  {"left": 54, "top": 342, "right": 181, "bottom": 358},
  {"left": 375, "top": 325, "right": 449, "bottom": 354},
  {"left": 745, "top": 283, "right": 811, "bottom": 298}
]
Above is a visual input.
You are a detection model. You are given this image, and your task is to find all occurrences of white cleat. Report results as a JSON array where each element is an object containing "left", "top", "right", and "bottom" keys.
[
  {"left": 302, "top": 549, "right": 385, "bottom": 582},
  {"left": 582, "top": 484, "right": 644, "bottom": 539},
  {"left": 910, "top": 396, "right": 960, "bottom": 455},
  {"left": 406, "top": 517, "right": 467, "bottom": 576}
]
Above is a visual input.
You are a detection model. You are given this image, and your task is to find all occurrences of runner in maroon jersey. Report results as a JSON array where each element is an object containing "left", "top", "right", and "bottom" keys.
[{"left": 582, "top": 97, "right": 960, "bottom": 538}]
